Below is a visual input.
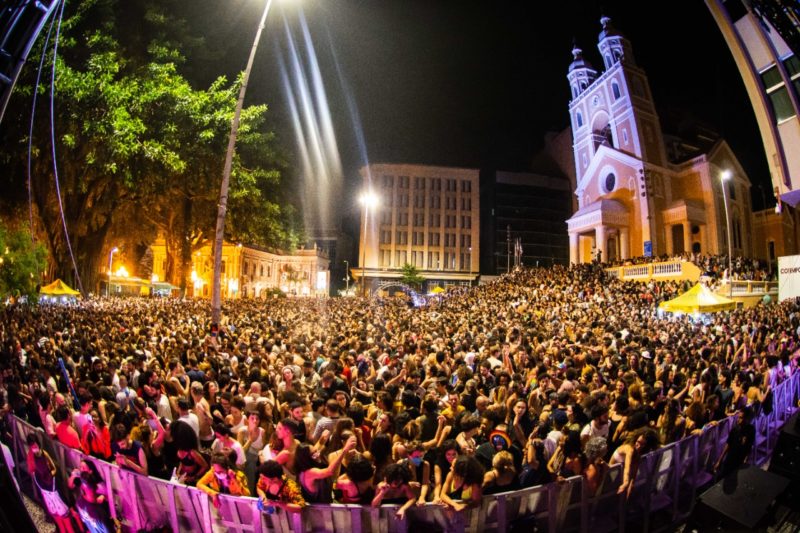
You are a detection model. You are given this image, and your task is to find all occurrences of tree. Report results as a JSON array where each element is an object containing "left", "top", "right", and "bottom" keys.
[
  {"left": 0, "top": 0, "right": 300, "bottom": 292},
  {"left": 400, "top": 263, "right": 424, "bottom": 290},
  {"left": 0, "top": 222, "right": 48, "bottom": 299}
]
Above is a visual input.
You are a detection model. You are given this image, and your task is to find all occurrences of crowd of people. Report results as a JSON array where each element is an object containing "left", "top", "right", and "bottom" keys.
[{"left": 1, "top": 260, "right": 798, "bottom": 532}]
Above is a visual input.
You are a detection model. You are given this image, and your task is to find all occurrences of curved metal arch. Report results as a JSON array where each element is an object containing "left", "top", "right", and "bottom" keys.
[{"left": 0, "top": 0, "right": 61, "bottom": 124}]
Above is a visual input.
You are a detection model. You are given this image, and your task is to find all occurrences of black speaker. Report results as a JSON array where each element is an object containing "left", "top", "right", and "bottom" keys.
[
  {"left": 769, "top": 410, "right": 800, "bottom": 481},
  {"left": 691, "top": 466, "right": 790, "bottom": 532}
]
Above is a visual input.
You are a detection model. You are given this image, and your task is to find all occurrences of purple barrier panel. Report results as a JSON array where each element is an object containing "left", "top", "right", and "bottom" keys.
[
  {"left": 214, "top": 494, "right": 260, "bottom": 533},
  {"left": 359, "top": 504, "right": 408, "bottom": 533},
  {"left": 406, "top": 502, "right": 459, "bottom": 533},
  {"left": 675, "top": 434, "right": 699, "bottom": 519},
  {"left": 169, "top": 482, "right": 210, "bottom": 532},
  {"left": 293, "top": 502, "right": 364, "bottom": 533},
  {"left": 553, "top": 475, "right": 584, "bottom": 532},
  {"left": 584, "top": 462, "right": 624, "bottom": 533},
  {"left": 643, "top": 444, "right": 678, "bottom": 532},
  {"left": 128, "top": 474, "right": 174, "bottom": 532}
]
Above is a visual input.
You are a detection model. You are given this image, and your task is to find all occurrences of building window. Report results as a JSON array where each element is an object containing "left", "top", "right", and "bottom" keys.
[
  {"left": 461, "top": 197, "right": 471, "bottom": 210},
  {"left": 727, "top": 181, "right": 735, "bottom": 201},
  {"left": 383, "top": 175, "right": 394, "bottom": 188},
  {"left": 784, "top": 55, "right": 800, "bottom": 103},
  {"left": 761, "top": 65, "right": 796, "bottom": 123},
  {"left": 461, "top": 216, "right": 472, "bottom": 229},
  {"left": 432, "top": 178, "right": 441, "bottom": 191},
  {"left": 604, "top": 172, "right": 616, "bottom": 193},
  {"left": 429, "top": 232, "right": 440, "bottom": 246},
  {"left": 414, "top": 213, "right": 424, "bottom": 226},
  {"left": 431, "top": 195, "right": 441, "bottom": 209},
  {"left": 582, "top": 153, "right": 588, "bottom": 168},
  {"left": 622, "top": 128, "right": 628, "bottom": 144},
  {"left": 396, "top": 250, "right": 407, "bottom": 265},
  {"left": 769, "top": 240, "right": 776, "bottom": 261},
  {"left": 612, "top": 82, "right": 621, "bottom": 100},
  {"left": 399, "top": 176, "right": 409, "bottom": 188},
  {"left": 430, "top": 214, "right": 440, "bottom": 227},
  {"left": 381, "top": 250, "right": 390, "bottom": 267},
  {"left": 576, "top": 111, "right": 583, "bottom": 128},
  {"left": 461, "top": 180, "right": 472, "bottom": 193}
]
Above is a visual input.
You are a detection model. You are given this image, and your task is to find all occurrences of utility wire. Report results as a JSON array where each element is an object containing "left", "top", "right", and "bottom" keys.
[
  {"left": 27, "top": 0, "right": 59, "bottom": 248},
  {"left": 48, "top": 0, "right": 84, "bottom": 294}
]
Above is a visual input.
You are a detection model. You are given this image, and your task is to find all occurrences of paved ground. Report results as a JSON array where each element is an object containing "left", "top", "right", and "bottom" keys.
[{"left": 21, "top": 493, "right": 56, "bottom": 533}]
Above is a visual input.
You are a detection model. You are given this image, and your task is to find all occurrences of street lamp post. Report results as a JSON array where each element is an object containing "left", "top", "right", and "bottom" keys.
[
  {"left": 107, "top": 247, "right": 118, "bottom": 297},
  {"left": 211, "top": 0, "right": 274, "bottom": 326},
  {"left": 720, "top": 170, "right": 733, "bottom": 297},
  {"left": 343, "top": 260, "right": 350, "bottom": 293},
  {"left": 359, "top": 191, "right": 379, "bottom": 297}
]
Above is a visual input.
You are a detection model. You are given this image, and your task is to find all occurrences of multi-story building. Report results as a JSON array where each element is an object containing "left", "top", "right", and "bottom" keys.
[
  {"left": 706, "top": 0, "right": 800, "bottom": 207},
  {"left": 479, "top": 170, "right": 572, "bottom": 274},
  {"left": 565, "top": 16, "right": 756, "bottom": 263},
  {"left": 150, "top": 239, "right": 329, "bottom": 298},
  {"left": 355, "top": 163, "right": 480, "bottom": 293}
]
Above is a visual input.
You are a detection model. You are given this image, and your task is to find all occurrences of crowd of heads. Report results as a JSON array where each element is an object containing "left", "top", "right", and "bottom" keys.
[{"left": 1, "top": 260, "right": 798, "bottom": 518}]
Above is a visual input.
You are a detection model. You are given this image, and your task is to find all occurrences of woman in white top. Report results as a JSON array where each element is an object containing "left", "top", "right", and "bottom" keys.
[{"left": 239, "top": 409, "right": 267, "bottom": 494}]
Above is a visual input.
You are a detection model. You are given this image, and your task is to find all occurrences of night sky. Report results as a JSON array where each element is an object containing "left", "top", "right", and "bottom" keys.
[{"left": 191, "top": 0, "right": 771, "bottom": 213}]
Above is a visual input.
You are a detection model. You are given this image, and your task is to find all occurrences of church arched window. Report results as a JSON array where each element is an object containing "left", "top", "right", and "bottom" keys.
[
  {"left": 612, "top": 82, "right": 621, "bottom": 100},
  {"left": 576, "top": 111, "right": 583, "bottom": 128}
]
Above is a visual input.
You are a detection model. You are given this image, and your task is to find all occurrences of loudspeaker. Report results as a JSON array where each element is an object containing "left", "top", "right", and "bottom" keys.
[
  {"left": 769, "top": 410, "right": 800, "bottom": 481},
  {"left": 691, "top": 466, "right": 790, "bottom": 532}
]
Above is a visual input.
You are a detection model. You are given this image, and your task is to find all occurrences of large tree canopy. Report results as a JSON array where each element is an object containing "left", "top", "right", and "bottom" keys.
[{"left": 0, "top": 0, "right": 301, "bottom": 293}]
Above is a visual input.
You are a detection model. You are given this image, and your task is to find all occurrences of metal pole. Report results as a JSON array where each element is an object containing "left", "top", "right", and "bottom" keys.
[
  {"left": 107, "top": 247, "right": 117, "bottom": 297},
  {"left": 211, "top": 0, "right": 273, "bottom": 325},
  {"left": 721, "top": 174, "right": 733, "bottom": 297},
  {"left": 361, "top": 211, "right": 368, "bottom": 297},
  {"left": 344, "top": 260, "right": 349, "bottom": 292}
]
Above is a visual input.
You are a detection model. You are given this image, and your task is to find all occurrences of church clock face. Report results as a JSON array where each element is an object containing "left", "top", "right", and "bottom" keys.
[{"left": 592, "top": 95, "right": 600, "bottom": 107}]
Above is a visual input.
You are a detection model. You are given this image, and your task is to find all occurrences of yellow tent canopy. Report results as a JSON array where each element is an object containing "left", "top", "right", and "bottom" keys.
[
  {"left": 658, "top": 283, "right": 735, "bottom": 314},
  {"left": 39, "top": 279, "right": 80, "bottom": 296},
  {"left": 430, "top": 286, "right": 446, "bottom": 294}
]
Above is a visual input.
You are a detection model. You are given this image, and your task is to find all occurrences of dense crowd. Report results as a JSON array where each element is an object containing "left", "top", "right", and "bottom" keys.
[{"left": 1, "top": 261, "right": 798, "bottom": 532}]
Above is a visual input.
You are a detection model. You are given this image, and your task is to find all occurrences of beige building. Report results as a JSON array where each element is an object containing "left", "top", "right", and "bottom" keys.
[
  {"left": 355, "top": 163, "right": 480, "bottom": 292},
  {"left": 565, "top": 17, "right": 756, "bottom": 263},
  {"left": 151, "top": 240, "right": 330, "bottom": 298},
  {"left": 753, "top": 207, "right": 799, "bottom": 264}
]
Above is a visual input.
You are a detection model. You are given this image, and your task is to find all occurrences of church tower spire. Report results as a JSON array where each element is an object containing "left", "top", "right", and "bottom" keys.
[
  {"left": 566, "top": 42, "right": 597, "bottom": 100},
  {"left": 597, "top": 16, "right": 635, "bottom": 69}
]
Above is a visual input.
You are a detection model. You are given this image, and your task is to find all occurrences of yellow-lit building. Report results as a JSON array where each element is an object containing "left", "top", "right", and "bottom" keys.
[
  {"left": 355, "top": 163, "right": 480, "bottom": 293},
  {"left": 150, "top": 240, "right": 330, "bottom": 298},
  {"left": 565, "top": 17, "right": 756, "bottom": 263}
]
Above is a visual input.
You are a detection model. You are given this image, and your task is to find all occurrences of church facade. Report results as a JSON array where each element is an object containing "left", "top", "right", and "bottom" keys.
[{"left": 565, "top": 17, "right": 755, "bottom": 264}]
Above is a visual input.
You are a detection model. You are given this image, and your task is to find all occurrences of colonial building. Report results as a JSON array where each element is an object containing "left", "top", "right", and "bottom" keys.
[
  {"left": 355, "top": 163, "right": 480, "bottom": 292},
  {"left": 150, "top": 240, "right": 329, "bottom": 298},
  {"left": 565, "top": 17, "right": 755, "bottom": 263}
]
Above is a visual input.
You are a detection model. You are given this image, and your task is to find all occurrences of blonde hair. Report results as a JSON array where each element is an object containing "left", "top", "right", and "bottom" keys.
[{"left": 492, "top": 450, "right": 515, "bottom": 475}]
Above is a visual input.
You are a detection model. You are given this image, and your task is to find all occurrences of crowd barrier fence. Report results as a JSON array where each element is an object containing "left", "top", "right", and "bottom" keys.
[{"left": 7, "top": 370, "right": 798, "bottom": 533}]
